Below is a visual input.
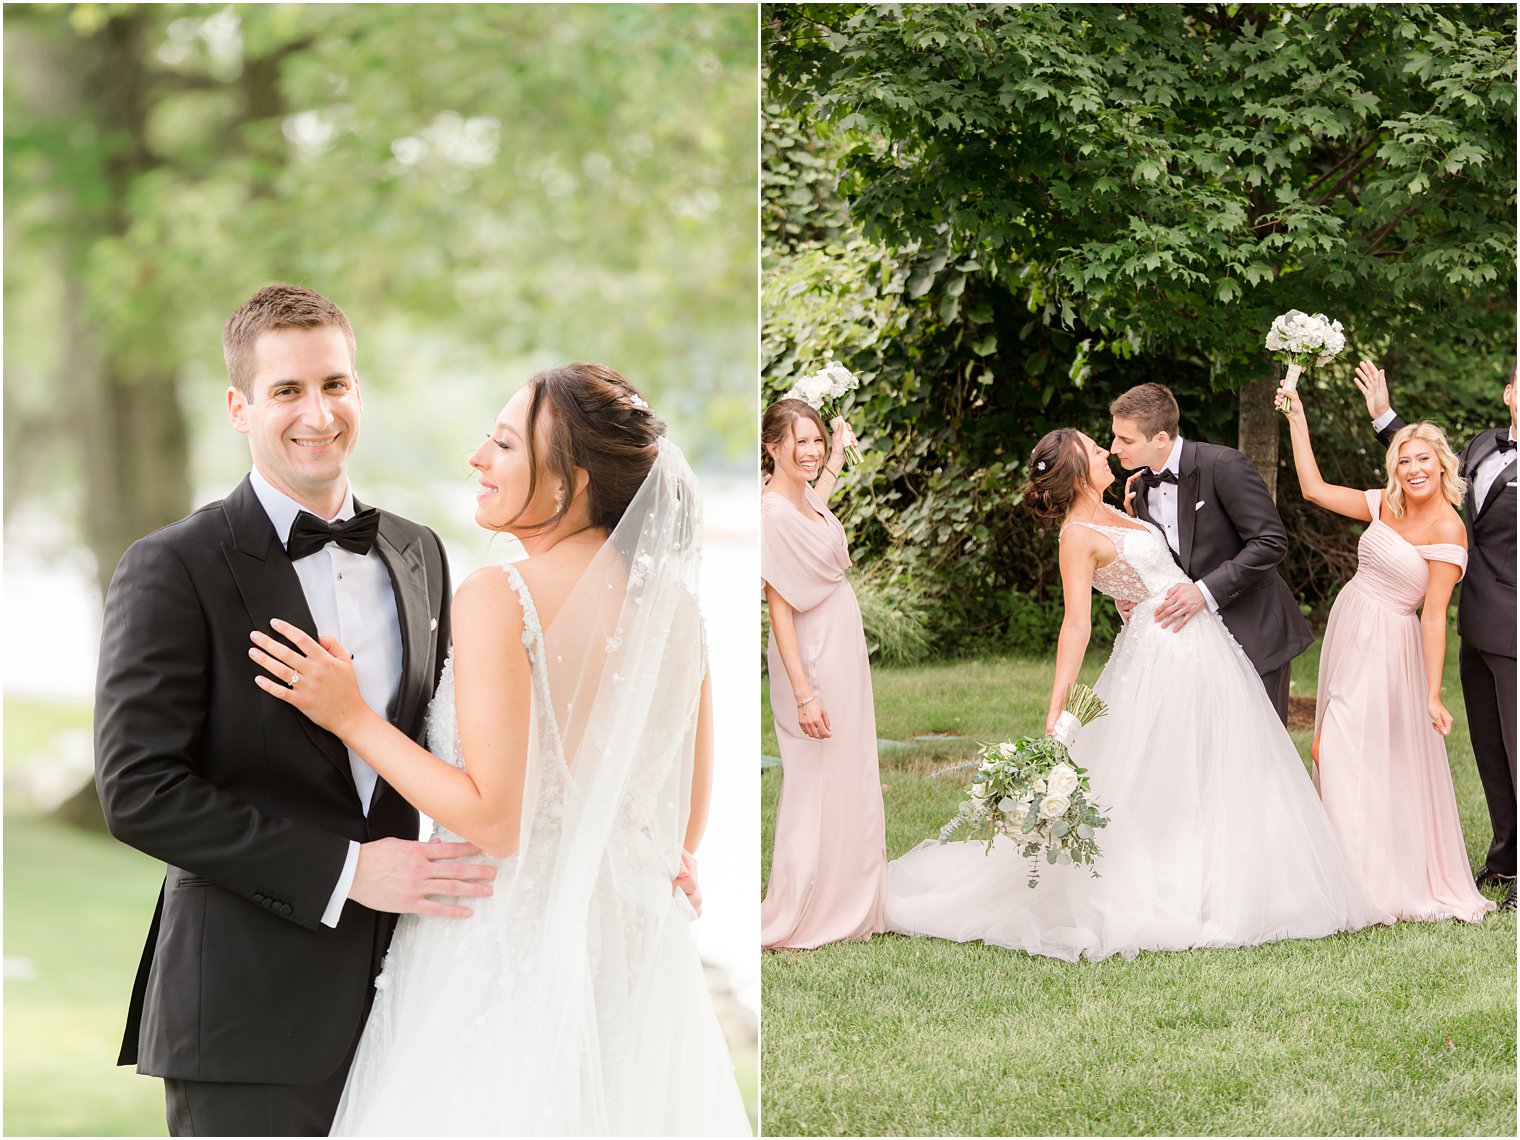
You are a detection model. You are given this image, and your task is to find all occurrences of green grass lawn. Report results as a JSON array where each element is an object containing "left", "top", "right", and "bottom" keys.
[{"left": 760, "top": 640, "right": 1517, "bottom": 1136}]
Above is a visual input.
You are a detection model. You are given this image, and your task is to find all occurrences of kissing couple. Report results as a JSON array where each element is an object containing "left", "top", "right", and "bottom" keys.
[
  {"left": 886, "top": 382, "right": 1394, "bottom": 959},
  {"left": 94, "top": 285, "right": 750, "bottom": 1135}
]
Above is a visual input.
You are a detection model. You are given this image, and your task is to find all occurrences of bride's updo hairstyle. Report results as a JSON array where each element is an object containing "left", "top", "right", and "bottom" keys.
[
  {"left": 511, "top": 362, "right": 667, "bottom": 534},
  {"left": 761, "top": 398, "right": 828, "bottom": 479},
  {"left": 1025, "top": 428, "right": 1093, "bottom": 521}
]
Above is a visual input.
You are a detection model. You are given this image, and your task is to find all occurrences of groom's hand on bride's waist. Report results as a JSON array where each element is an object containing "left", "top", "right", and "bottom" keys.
[
  {"left": 1155, "top": 582, "right": 1207, "bottom": 631},
  {"left": 349, "top": 837, "right": 497, "bottom": 918},
  {"left": 672, "top": 848, "right": 702, "bottom": 917}
]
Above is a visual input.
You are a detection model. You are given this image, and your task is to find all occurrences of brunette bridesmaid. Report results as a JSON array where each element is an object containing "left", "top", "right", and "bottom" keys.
[
  {"left": 760, "top": 398, "right": 887, "bottom": 948},
  {"left": 1280, "top": 386, "right": 1493, "bottom": 923}
]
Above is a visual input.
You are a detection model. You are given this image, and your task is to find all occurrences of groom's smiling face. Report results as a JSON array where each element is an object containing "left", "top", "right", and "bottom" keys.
[{"left": 228, "top": 325, "right": 362, "bottom": 514}]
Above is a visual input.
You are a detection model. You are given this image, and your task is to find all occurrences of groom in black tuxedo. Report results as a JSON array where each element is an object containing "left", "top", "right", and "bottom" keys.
[
  {"left": 1109, "top": 382, "right": 1313, "bottom": 724},
  {"left": 1358, "top": 360, "right": 1517, "bottom": 912},
  {"left": 94, "top": 285, "right": 496, "bottom": 1135}
]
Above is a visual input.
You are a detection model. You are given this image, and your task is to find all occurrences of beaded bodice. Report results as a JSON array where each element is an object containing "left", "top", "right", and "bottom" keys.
[{"left": 1065, "top": 508, "right": 1189, "bottom": 604}]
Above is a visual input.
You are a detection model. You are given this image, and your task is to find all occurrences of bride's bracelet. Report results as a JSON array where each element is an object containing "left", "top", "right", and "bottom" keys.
[{"left": 797, "top": 694, "right": 818, "bottom": 710}]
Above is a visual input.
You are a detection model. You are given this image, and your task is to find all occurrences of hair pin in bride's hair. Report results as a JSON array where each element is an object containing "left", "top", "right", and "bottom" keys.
[
  {"left": 1035, "top": 460, "right": 1048, "bottom": 472},
  {"left": 628, "top": 393, "right": 649, "bottom": 410}
]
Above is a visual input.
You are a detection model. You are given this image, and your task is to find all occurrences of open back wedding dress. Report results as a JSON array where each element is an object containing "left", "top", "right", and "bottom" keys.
[
  {"left": 331, "top": 440, "right": 750, "bottom": 1135},
  {"left": 886, "top": 507, "right": 1391, "bottom": 962}
]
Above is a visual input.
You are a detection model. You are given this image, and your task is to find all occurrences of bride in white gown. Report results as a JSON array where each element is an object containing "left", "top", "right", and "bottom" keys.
[
  {"left": 249, "top": 364, "right": 750, "bottom": 1135},
  {"left": 886, "top": 429, "right": 1391, "bottom": 962}
]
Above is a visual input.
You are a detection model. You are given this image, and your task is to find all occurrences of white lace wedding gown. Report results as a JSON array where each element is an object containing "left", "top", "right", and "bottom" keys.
[
  {"left": 886, "top": 507, "right": 1391, "bottom": 962},
  {"left": 330, "top": 444, "right": 750, "bottom": 1135}
]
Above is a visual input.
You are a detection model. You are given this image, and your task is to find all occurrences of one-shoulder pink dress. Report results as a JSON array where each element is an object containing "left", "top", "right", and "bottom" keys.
[
  {"left": 1314, "top": 490, "right": 1494, "bottom": 923},
  {"left": 760, "top": 483, "right": 887, "bottom": 948}
]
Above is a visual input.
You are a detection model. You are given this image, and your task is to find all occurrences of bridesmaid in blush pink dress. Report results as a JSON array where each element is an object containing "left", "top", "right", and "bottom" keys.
[
  {"left": 760, "top": 398, "right": 887, "bottom": 948},
  {"left": 1281, "top": 388, "right": 1494, "bottom": 923}
]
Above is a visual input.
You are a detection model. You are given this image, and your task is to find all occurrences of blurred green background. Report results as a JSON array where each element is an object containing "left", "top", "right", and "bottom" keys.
[{"left": 4, "top": 3, "right": 758, "bottom": 1134}]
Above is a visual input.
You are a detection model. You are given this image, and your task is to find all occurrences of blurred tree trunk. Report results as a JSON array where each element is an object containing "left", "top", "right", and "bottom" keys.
[
  {"left": 48, "top": 9, "right": 193, "bottom": 598},
  {"left": 1237, "top": 376, "right": 1281, "bottom": 501},
  {"left": 26, "top": 7, "right": 299, "bottom": 598}
]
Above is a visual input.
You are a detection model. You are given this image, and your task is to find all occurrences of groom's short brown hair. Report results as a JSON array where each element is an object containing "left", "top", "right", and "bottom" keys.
[
  {"left": 222, "top": 284, "right": 356, "bottom": 397},
  {"left": 1109, "top": 383, "right": 1180, "bottom": 440}
]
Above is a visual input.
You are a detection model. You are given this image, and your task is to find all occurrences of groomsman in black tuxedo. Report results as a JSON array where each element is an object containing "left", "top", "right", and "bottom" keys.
[
  {"left": 1110, "top": 382, "right": 1313, "bottom": 725},
  {"left": 1356, "top": 359, "right": 1517, "bottom": 912},
  {"left": 94, "top": 285, "right": 497, "bottom": 1134}
]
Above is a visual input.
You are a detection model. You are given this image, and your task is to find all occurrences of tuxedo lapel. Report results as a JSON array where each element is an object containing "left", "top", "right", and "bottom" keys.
[
  {"left": 1479, "top": 457, "right": 1517, "bottom": 518},
  {"left": 1177, "top": 441, "right": 1200, "bottom": 574},
  {"left": 366, "top": 511, "right": 435, "bottom": 818},
  {"left": 220, "top": 477, "right": 351, "bottom": 779},
  {"left": 370, "top": 507, "right": 433, "bottom": 742},
  {"left": 1131, "top": 474, "right": 1157, "bottom": 527}
]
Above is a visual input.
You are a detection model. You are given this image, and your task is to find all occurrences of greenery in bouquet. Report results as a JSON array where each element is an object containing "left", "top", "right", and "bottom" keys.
[{"left": 939, "top": 685, "right": 1111, "bottom": 889}]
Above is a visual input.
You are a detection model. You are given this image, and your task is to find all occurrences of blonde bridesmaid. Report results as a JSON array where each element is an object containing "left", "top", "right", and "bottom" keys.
[
  {"left": 1280, "top": 386, "right": 1493, "bottom": 923},
  {"left": 760, "top": 398, "right": 887, "bottom": 948}
]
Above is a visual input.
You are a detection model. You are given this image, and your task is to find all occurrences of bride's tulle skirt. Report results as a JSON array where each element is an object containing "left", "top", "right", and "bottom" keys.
[
  {"left": 330, "top": 854, "right": 751, "bottom": 1136},
  {"left": 886, "top": 602, "right": 1392, "bottom": 962}
]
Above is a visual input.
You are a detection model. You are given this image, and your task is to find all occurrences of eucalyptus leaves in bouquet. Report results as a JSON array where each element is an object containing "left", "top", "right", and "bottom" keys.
[{"left": 939, "top": 684, "right": 1111, "bottom": 888}]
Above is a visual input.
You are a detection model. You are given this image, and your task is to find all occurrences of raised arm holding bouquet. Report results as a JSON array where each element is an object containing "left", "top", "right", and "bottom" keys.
[{"left": 1266, "top": 310, "right": 1346, "bottom": 412}]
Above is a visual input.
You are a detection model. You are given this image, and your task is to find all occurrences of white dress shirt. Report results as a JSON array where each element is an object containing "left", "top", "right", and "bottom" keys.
[
  {"left": 250, "top": 468, "right": 404, "bottom": 927},
  {"left": 1144, "top": 435, "right": 1220, "bottom": 612},
  {"left": 1472, "top": 430, "right": 1518, "bottom": 509},
  {"left": 1373, "top": 408, "right": 1517, "bottom": 511}
]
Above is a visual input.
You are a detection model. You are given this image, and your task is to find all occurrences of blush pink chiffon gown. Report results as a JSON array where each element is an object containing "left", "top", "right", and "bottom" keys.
[
  {"left": 1314, "top": 490, "right": 1495, "bottom": 923},
  {"left": 761, "top": 482, "right": 887, "bottom": 948}
]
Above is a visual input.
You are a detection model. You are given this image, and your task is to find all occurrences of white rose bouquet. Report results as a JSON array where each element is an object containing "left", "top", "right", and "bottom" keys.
[
  {"left": 938, "top": 683, "right": 1110, "bottom": 888},
  {"left": 1265, "top": 310, "right": 1346, "bottom": 413},
  {"left": 784, "top": 361, "right": 863, "bottom": 464}
]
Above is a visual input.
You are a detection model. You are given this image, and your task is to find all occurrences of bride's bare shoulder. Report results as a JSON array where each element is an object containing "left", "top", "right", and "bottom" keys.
[{"left": 453, "top": 564, "right": 529, "bottom": 622}]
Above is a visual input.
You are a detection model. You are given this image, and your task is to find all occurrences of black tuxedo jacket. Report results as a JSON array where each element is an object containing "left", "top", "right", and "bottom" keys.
[
  {"left": 1379, "top": 417, "right": 1516, "bottom": 658},
  {"left": 1133, "top": 439, "right": 1313, "bottom": 675},
  {"left": 94, "top": 475, "right": 451, "bottom": 1085}
]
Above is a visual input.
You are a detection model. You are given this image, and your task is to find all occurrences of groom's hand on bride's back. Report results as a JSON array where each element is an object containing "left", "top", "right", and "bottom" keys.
[{"left": 349, "top": 836, "right": 497, "bottom": 918}]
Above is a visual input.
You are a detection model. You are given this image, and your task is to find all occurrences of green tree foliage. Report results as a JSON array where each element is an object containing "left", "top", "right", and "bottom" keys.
[
  {"left": 5, "top": 3, "right": 757, "bottom": 595},
  {"left": 763, "top": 3, "right": 1515, "bottom": 653}
]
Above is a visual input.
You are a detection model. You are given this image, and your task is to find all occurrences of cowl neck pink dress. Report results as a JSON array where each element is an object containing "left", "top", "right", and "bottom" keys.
[{"left": 761, "top": 482, "right": 887, "bottom": 948}]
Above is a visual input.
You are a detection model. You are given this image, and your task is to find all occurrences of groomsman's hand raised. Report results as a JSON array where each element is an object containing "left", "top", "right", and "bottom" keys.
[{"left": 1353, "top": 360, "right": 1391, "bottom": 420}]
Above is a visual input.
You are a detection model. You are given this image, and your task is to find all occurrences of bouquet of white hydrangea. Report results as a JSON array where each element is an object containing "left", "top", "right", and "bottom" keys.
[
  {"left": 784, "top": 361, "right": 862, "bottom": 464},
  {"left": 938, "top": 683, "right": 1110, "bottom": 888},
  {"left": 1265, "top": 310, "right": 1346, "bottom": 412}
]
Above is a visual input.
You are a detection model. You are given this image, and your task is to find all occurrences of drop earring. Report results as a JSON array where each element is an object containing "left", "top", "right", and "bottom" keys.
[{"left": 554, "top": 486, "right": 566, "bottom": 513}]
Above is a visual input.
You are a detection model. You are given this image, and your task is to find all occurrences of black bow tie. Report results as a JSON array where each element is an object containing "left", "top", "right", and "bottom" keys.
[
  {"left": 286, "top": 508, "right": 380, "bottom": 561},
  {"left": 1138, "top": 468, "right": 1179, "bottom": 490},
  {"left": 1497, "top": 436, "right": 1516, "bottom": 455}
]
